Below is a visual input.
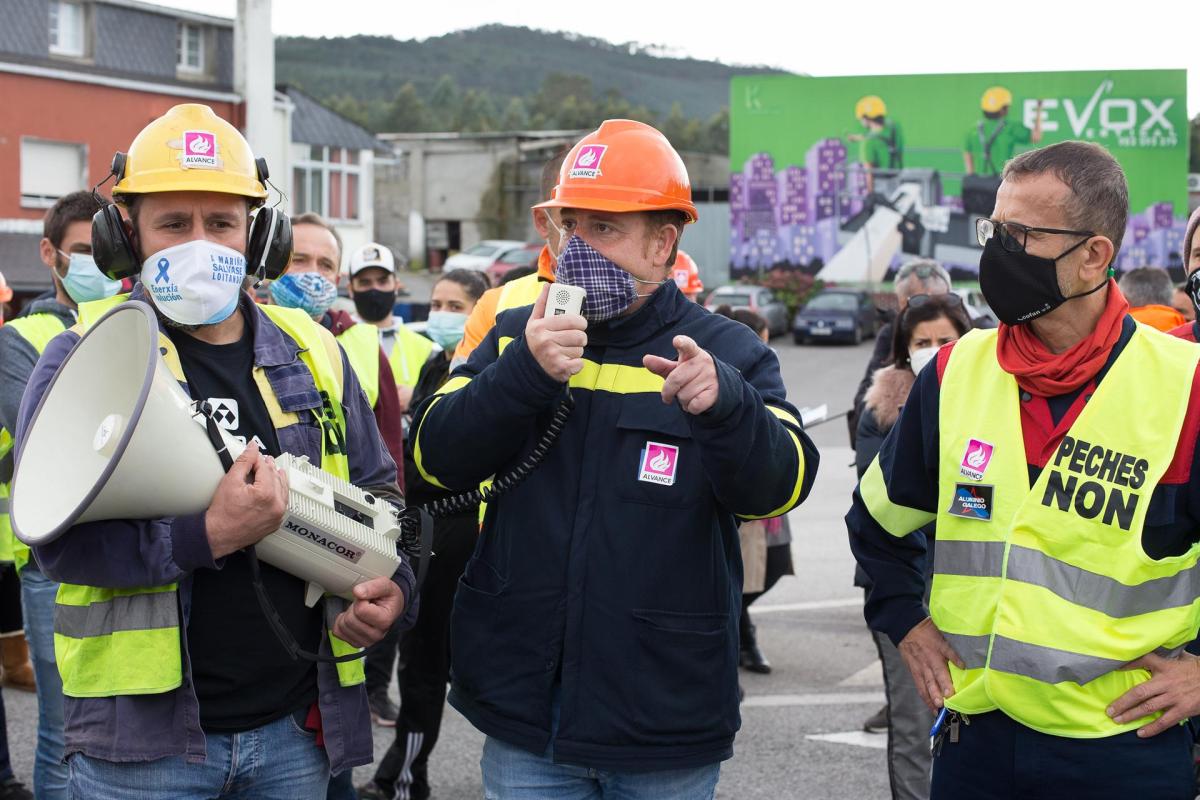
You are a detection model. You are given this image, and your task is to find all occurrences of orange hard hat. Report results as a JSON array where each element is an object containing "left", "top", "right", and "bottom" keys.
[
  {"left": 0, "top": 271, "right": 11, "bottom": 304},
  {"left": 672, "top": 250, "right": 703, "bottom": 295},
  {"left": 534, "top": 119, "right": 698, "bottom": 223}
]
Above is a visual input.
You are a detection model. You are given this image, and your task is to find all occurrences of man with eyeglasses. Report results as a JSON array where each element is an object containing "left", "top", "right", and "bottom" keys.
[
  {"left": 849, "top": 258, "right": 952, "bottom": 450},
  {"left": 847, "top": 140, "right": 1200, "bottom": 798}
]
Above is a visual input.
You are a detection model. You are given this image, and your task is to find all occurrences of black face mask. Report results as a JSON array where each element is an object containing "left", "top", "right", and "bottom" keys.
[
  {"left": 353, "top": 289, "right": 396, "bottom": 323},
  {"left": 978, "top": 235, "right": 1106, "bottom": 326}
]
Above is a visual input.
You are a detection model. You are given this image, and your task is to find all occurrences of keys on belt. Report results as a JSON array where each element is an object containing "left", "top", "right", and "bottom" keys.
[{"left": 930, "top": 708, "right": 970, "bottom": 756}]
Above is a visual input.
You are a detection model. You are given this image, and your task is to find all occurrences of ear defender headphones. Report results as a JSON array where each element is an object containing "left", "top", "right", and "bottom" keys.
[{"left": 91, "top": 153, "right": 293, "bottom": 283}]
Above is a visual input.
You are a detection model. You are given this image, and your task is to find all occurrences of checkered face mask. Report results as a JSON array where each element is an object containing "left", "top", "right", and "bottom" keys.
[{"left": 553, "top": 235, "right": 666, "bottom": 322}]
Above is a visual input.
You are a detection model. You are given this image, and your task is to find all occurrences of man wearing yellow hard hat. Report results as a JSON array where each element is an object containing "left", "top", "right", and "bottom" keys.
[
  {"left": 13, "top": 104, "right": 416, "bottom": 799},
  {"left": 851, "top": 95, "right": 904, "bottom": 194},
  {"left": 963, "top": 86, "right": 1044, "bottom": 178},
  {"left": 411, "top": 119, "right": 819, "bottom": 796}
]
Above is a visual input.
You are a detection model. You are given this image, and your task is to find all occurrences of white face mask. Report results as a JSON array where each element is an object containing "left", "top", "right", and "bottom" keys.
[
  {"left": 141, "top": 239, "right": 245, "bottom": 326},
  {"left": 909, "top": 345, "right": 939, "bottom": 376}
]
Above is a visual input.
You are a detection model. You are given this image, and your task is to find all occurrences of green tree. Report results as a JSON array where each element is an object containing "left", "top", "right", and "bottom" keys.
[
  {"left": 380, "top": 83, "right": 430, "bottom": 132},
  {"left": 322, "top": 93, "right": 369, "bottom": 129},
  {"left": 456, "top": 89, "right": 498, "bottom": 132},
  {"left": 703, "top": 108, "right": 730, "bottom": 155},
  {"left": 427, "top": 74, "right": 461, "bottom": 129},
  {"left": 499, "top": 96, "right": 529, "bottom": 131}
]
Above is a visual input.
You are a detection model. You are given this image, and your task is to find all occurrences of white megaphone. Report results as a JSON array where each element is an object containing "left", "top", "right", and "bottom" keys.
[{"left": 11, "top": 301, "right": 403, "bottom": 607}]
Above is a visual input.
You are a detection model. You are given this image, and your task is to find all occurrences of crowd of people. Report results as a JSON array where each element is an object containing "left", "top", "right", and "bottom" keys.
[{"left": 1, "top": 98, "right": 1200, "bottom": 800}]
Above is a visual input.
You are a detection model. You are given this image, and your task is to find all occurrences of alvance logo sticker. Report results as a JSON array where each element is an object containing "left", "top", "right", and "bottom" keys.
[
  {"left": 569, "top": 144, "right": 608, "bottom": 179},
  {"left": 180, "top": 130, "right": 218, "bottom": 169},
  {"left": 638, "top": 441, "right": 678, "bottom": 486},
  {"left": 959, "top": 439, "right": 994, "bottom": 481}
]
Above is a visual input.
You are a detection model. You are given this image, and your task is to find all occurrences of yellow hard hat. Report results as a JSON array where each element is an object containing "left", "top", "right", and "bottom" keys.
[
  {"left": 981, "top": 87, "right": 1013, "bottom": 113},
  {"left": 855, "top": 95, "right": 887, "bottom": 119},
  {"left": 112, "top": 104, "right": 268, "bottom": 204}
]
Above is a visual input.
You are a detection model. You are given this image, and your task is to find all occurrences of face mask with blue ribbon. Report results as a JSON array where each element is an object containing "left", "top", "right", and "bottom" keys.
[
  {"left": 269, "top": 272, "right": 339, "bottom": 320},
  {"left": 141, "top": 239, "right": 245, "bottom": 327},
  {"left": 425, "top": 310, "right": 469, "bottom": 350},
  {"left": 551, "top": 235, "right": 667, "bottom": 322},
  {"left": 56, "top": 250, "right": 122, "bottom": 304}
]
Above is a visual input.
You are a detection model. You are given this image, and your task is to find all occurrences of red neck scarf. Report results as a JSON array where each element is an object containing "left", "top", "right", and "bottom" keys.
[{"left": 995, "top": 280, "right": 1129, "bottom": 397}]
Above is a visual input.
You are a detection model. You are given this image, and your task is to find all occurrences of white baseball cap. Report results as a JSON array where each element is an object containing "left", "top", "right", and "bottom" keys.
[{"left": 349, "top": 242, "right": 396, "bottom": 276}]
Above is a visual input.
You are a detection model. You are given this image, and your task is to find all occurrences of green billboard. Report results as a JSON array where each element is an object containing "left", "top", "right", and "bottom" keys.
[{"left": 729, "top": 70, "right": 1188, "bottom": 280}]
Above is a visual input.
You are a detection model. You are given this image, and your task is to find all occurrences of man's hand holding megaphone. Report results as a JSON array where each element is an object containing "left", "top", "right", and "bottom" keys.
[
  {"left": 204, "top": 442, "right": 405, "bottom": 648},
  {"left": 205, "top": 441, "right": 289, "bottom": 559}
]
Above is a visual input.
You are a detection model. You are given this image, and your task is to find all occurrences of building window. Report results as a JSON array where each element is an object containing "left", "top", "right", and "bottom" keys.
[
  {"left": 177, "top": 22, "right": 204, "bottom": 73},
  {"left": 293, "top": 147, "right": 362, "bottom": 222},
  {"left": 20, "top": 139, "right": 86, "bottom": 208},
  {"left": 48, "top": 1, "right": 86, "bottom": 57}
]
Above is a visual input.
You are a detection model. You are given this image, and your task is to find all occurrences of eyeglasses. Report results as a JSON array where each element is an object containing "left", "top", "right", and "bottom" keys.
[
  {"left": 907, "top": 293, "right": 964, "bottom": 310},
  {"left": 976, "top": 218, "right": 1093, "bottom": 254}
]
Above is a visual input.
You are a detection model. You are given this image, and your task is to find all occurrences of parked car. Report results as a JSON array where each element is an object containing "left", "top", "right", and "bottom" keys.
[
  {"left": 793, "top": 289, "right": 878, "bottom": 345},
  {"left": 953, "top": 288, "right": 998, "bottom": 328},
  {"left": 704, "top": 285, "right": 790, "bottom": 337},
  {"left": 486, "top": 243, "right": 542, "bottom": 285},
  {"left": 444, "top": 240, "right": 529, "bottom": 273}
]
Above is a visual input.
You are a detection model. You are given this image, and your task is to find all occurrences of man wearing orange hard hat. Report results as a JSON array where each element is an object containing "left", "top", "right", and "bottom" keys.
[
  {"left": 672, "top": 250, "right": 704, "bottom": 302},
  {"left": 410, "top": 119, "right": 819, "bottom": 797}
]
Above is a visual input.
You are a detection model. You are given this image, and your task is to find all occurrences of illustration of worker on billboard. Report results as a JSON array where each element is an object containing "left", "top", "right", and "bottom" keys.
[
  {"left": 963, "top": 86, "right": 1043, "bottom": 176},
  {"left": 847, "top": 95, "right": 903, "bottom": 193}
]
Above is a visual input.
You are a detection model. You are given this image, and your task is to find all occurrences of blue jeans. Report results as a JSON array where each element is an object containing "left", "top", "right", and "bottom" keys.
[
  {"left": 68, "top": 711, "right": 329, "bottom": 800},
  {"left": 482, "top": 737, "right": 720, "bottom": 800},
  {"left": 21, "top": 565, "right": 67, "bottom": 800},
  {"left": 480, "top": 695, "right": 721, "bottom": 800}
]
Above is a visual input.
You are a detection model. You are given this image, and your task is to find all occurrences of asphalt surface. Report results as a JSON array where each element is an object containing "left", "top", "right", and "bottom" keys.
[{"left": 0, "top": 335, "right": 895, "bottom": 799}]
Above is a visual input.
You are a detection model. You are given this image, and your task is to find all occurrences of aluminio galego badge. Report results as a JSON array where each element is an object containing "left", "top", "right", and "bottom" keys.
[{"left": 947, "top": 483, "right": 994, "bottom": 521}]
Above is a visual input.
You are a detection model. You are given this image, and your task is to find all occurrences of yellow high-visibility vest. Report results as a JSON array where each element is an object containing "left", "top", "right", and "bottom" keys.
[
  {"left": 862, "top": 325, "right": 1200, "bottom": 737},
  {"left": 337, "top": 323, "right": 381, "bottom": 407},
  {"left": 1, "top": 313, "right": 69, "bottom": 571}
]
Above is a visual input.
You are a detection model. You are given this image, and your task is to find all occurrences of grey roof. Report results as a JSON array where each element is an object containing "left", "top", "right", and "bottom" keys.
[
  {"left": 0, "top": 233, "right": 53, "bottom": 294},
  {"left": 283, "top": 87, "right": 387, "bottom": 153},
  {"left": 0, "top": 0, "right": 234, "bottom": 92}
]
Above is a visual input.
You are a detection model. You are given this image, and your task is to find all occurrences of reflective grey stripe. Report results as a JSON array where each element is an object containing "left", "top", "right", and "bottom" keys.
[
  {"left": 0, "top": 496, "right": 7, "bottom": 515},
  {"left": 935, "top": 540, "right": 1005, "bottom": 578},
  {"left": 54, "top": 592, "right": 177, "bottom": 639},
  {"left": 1006, "top": 545, "right": 1200, "bottom": 619},
  {"left": 944, "top": 633, "right": 1180, "bottom": 685},
  {"left": 935, "top": 541, "right": 1200, "bottom": 619},
  {"left": 942, "top": 632, "right": 990, "bottom": 670},
  {"left": 988, "top": 636, "right": 1127, "bottom": 686}
]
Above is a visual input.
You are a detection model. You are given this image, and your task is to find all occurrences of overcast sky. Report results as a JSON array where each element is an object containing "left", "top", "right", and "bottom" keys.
[{"left": 162, "top": 0, "right": 1199, "bottom": 116}]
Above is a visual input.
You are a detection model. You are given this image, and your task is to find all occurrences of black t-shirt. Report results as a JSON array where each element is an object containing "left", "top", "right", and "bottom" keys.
[{"left": 173, "top": 329, "right": 322, "bottom": 733}]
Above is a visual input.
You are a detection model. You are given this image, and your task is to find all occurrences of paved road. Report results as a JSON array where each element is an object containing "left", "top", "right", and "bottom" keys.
[{"left": 1, "top": 334, "right": 897, "bottom": 799}]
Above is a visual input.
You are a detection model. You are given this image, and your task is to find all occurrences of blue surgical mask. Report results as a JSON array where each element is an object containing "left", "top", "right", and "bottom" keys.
[
  {"left": 425, "top": 310, "right": 468, "bottom": 350},
  {"left": 57, "top": 250, "right": 122, "bottom": 304},
  {"left": 551, "top": 236, "right": 667, "bottom": 322},
  {"left": 269, "top": 272, "right": 338, "bottom": 320}
]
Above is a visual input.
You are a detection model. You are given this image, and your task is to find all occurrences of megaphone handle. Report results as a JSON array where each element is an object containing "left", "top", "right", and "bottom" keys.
[
  {"left": 244, "top": 546, "right": 372, "bottom": 664},
  {"left": 198, "top": 402, "right": 236, "bottom": 472}
]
